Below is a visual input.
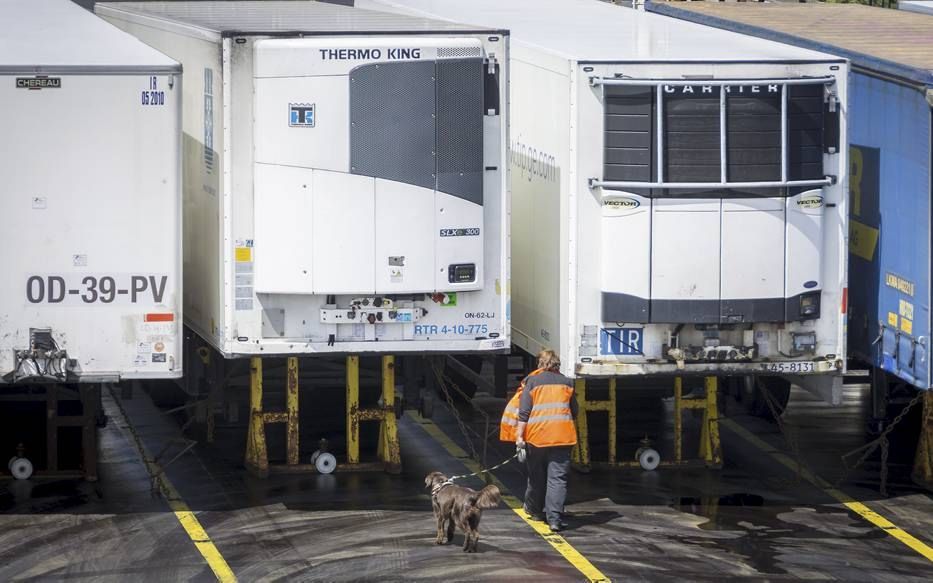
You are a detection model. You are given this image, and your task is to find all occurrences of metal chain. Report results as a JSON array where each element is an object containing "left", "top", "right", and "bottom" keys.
[
  {"left": 431, "top": 361, "right": 482, "bottom": 463},
  {"left": 837, "top": 390, "right": 924, "bottom": 494},
  {"left": 758, "top": 378, "right": 804, "bottom": 483},
  {"left": 429, "top": 360, "right": 518, "bottom": 483}
]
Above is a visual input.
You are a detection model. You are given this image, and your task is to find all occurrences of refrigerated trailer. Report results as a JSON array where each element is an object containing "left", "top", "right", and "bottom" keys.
[
  {"left": 96, "top": 1, "right": 509, "bottom": 359},
  {"left": 0, "top": 0, "right": 181, "bottom": 478},
  {"left": 365, "top": 0, "right": 849, "bottom": 404},
  {"left": 647, "top": 2, "right": 933, "bottom": 469}
]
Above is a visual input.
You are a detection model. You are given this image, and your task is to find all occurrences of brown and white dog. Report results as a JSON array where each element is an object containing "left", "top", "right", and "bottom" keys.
[{"left": 425, "top": 471, "right": 501, "bottom": 552}]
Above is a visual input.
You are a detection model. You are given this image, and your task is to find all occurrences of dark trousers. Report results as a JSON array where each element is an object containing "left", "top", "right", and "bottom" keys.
[{"left": 524, "top": 444, "right": 571, "bottom": 524}]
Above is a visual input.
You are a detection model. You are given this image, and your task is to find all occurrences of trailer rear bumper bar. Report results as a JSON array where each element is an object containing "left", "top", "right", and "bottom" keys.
[
  {"left": 590, "top": 177, "right": 834, "bottom": 191},
  {"left": 589, "top": 76, "right": 836, "bottom": 87}
]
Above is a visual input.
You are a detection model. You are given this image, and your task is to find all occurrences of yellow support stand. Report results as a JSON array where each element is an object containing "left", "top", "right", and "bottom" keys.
[
  {"left": 243, "top": 354, "right": 400, "bottom": 477},
  {"left": 697, "top": 376, "right": 722, "bottom": 467},
  {"left": 380, "top": 355, "right": 402, "bottom": 473},
  {"left": 571, "top": 378, "right": 618, "bottom": 468},
  {"left": 346, "top": 354, "right": 401, "bottom": 473},
  {"left": 244, "top": 356, "right": 301, "bottom": 478},
  {"left": 245, "top": 357, "right": 269, "bottom": 478},
  {"left": 913, "top": 391, "right": 933, "bottom": 488},
  {"left": 346, "top": 355, "right": 360, "bottom": 464},
  {"left": 573, "top": 375, "right": 722, "bottom": 469},
  {"left": 572, "top": 379, "right": 590, "bottom": 468}
]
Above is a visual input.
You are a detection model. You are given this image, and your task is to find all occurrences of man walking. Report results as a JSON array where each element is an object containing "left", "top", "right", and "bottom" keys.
[{"left": 501, "top": 349, "right": 578, "bottom": 532}]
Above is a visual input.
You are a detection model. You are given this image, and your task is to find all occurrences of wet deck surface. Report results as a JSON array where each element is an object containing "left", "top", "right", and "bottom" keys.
[{"left": 2, "top": 378, "right": 932, "bottom": 581}]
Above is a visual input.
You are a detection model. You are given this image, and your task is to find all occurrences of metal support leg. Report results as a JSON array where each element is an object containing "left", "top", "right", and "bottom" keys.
[
  {"left": 573, "top": 378, "right": 590, "bottom": 469},
  {"left": 286, "top": 357, "right": 299, "bottom": 466},
  {"left": 674, "top": 377, "right": 683, "bottom": 463},
  {"left": 46, "top": 386, "right": 58, "bottom": 472},
  {"left": 81, "top": 385, "right": 99, "bottom": 482},
  {"left": 245, "top": 357, "right": 269, "bottom": 478},
  {"left": 380, "top": 355, "right": 401, "bottom": 473},
  {"left": 494, "top": 354, "right": 509, "bottom": 398},
  {"left": 699, "top": 376, "right": 722, "bottom": 467},
  {"left": 608, "top": 377, "right": 617, "bottom": 465},
  {"left": 206, "top": 401, "right": 215, "bottom": 445},
  {"left": 913, "top": 391, "right": 933, "bottom": 488},
  {"left": 346, "top": 355, "right": 360, "bottom": 465}
]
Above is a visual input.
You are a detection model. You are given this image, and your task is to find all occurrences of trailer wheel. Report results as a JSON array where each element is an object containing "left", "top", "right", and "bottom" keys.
[
  {"left": 314, "top": 452, "right": 337, "bottom": 475},
  {"left": 10, "top": 457, "right": 33, "bottom": 480},
  {"left": 636, "top": 447, "right": 660, "bottom": 471}
]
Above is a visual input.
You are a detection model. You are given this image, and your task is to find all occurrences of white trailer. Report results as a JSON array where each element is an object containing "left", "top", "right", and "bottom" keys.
[
  {"left": 96, "top": 1, "right": 510, "bottom": 359},
  {"left": 0, "top": 0, "right": 182, "bottom": 384},
  {"left": 365, "top": 0, "right": 849, "bottom": 404},
  {"left": 0, "top": 0, "right": 181, "bottom": 479}
]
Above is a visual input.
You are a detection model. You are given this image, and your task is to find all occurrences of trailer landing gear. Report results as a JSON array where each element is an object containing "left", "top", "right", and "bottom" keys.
[
  {"left": 572, "top": 375, "right": 722, "bottom": 471},
  {"left": 243, "top": 355, "right": 402, "bottom": 478}
]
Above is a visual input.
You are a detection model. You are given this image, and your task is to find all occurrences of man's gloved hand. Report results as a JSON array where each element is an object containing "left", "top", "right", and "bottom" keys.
[
  {"left": 515, "top": 437, "right": 525, "bottom": 450},
  {"left": 516, "top": 441, "right": 527, "bottom": 463}
]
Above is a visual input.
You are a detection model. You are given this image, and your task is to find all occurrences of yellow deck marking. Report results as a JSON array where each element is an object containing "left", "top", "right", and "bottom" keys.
[
  {"left": 411, "top": 412, "right": 611, "bottom": 582},
  {"left": 722, "top": 418, "right": 933, "bottom": 563},
  {"left": 109, "top": 389, "right": 237, "bottom": 582}
]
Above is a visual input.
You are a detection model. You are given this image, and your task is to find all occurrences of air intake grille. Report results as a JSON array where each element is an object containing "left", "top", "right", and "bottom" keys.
[
  {"left": 438, "top": 46, "right": 482, "bottom": 59},
  {"left": 350, "top": 60, "right": 436, "bottom": 190}
]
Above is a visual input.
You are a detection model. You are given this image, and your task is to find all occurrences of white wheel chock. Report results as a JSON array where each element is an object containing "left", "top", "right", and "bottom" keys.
[
  {"left": 637, "top": 448, "right": 660, "bottom": 471},
  {"left": 8, "top": 456, "right": 17, "bottom": 471},
  {"left": 310, "top": 450, "right": 321, "bottom": 465},
  {"left": 314, "top": 452, "right": 337, "bottom": 474},
  {"left": 10, "top": 457, "right": 34, "bottom": 480}
]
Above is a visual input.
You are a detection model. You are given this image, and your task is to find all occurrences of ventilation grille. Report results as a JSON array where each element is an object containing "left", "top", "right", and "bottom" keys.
[
  {"left": 436, "top": 58, "right": 484, "bottom": 205},
  {"left": 350, "top": 61, "right": 436, "bottom": 190},
  {"left": 437, "top": 46, "right": 482, "bottom": 59}
]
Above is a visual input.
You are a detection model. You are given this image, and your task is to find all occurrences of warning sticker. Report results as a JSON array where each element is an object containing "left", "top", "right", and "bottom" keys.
[
  {"left": 235, "top": 247, "right": 253, "bottom": 262},
  {"left": 234, "top": 254, "right": 254, "bottom": 311}
]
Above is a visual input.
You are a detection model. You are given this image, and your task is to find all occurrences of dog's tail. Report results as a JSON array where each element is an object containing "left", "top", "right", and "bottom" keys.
[{"left": 471, "top": 485, "right": 501, "bottom": 509}]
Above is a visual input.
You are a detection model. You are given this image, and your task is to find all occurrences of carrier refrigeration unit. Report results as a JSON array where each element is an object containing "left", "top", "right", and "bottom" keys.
[
  {"left": 96, "top": 1, "right": 509, "bottom": 361},
  {"left": 0, "top": 0, "right": 182, "bottom": 479},
  {"left": 366, "top": 0, "right": 849, "bottom": 404}
]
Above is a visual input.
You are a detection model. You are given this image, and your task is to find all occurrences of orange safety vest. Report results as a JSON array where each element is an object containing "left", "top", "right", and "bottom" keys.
[{"left": 499, "top": 370, "right": 577, "bottom": 447}]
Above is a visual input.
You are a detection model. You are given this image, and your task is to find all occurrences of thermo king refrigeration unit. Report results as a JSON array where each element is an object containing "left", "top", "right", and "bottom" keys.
[{"left": 96, "top": 1, "right": 509, "bottom": 358}]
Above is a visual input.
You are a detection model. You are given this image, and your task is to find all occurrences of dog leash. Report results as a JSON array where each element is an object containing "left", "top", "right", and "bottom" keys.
[{"left": 433, "top": 449, "right": 523, "bottom": 496}]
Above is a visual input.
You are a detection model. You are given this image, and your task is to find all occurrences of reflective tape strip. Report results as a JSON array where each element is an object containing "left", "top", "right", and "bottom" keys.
[
  {"left": 527, "top": 413, "right": 574, "bottom": 424},
  {"left": 501, "top": 417, "right": 519, "bottom": 426},
  {"left": 531, "top": 401, "right": 571, "bottom": 412},
  {"left": 504, "top": 405, "right": 519, "bottom": 414}
]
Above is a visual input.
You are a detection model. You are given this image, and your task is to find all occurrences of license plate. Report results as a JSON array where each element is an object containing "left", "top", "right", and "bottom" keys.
[
  {"left": 600, "top": 328, "right": 644, "bottom": 355},
  {"left": 760, "top": 361, "right": 815, "bottom": 374}
]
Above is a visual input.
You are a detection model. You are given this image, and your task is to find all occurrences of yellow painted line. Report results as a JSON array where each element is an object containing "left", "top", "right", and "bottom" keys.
[
  {"left": 722, "top": 418, "right": 933, "bottom": 563},
  {"left": 160, "top": 487, "right": 237, "bottom": 582},
  {"left": 109, "top": 390, "right": 237, "bottom": 582},
  {"left": 411, "top": 412, "right": 611, "bottom": 583}
]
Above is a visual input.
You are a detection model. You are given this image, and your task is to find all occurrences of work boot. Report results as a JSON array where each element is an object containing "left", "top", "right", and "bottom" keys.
[
  {"left": 522, "top": 505, "right": 545, "bottom": 522},
  {"left": 548, "top": 519, "right": 568, "bottom": 532}
]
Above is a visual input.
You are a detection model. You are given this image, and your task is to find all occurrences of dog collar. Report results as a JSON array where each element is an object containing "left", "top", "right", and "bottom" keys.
[{"left": 431, "top": 480, "right": 454, "bottom": 497}]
